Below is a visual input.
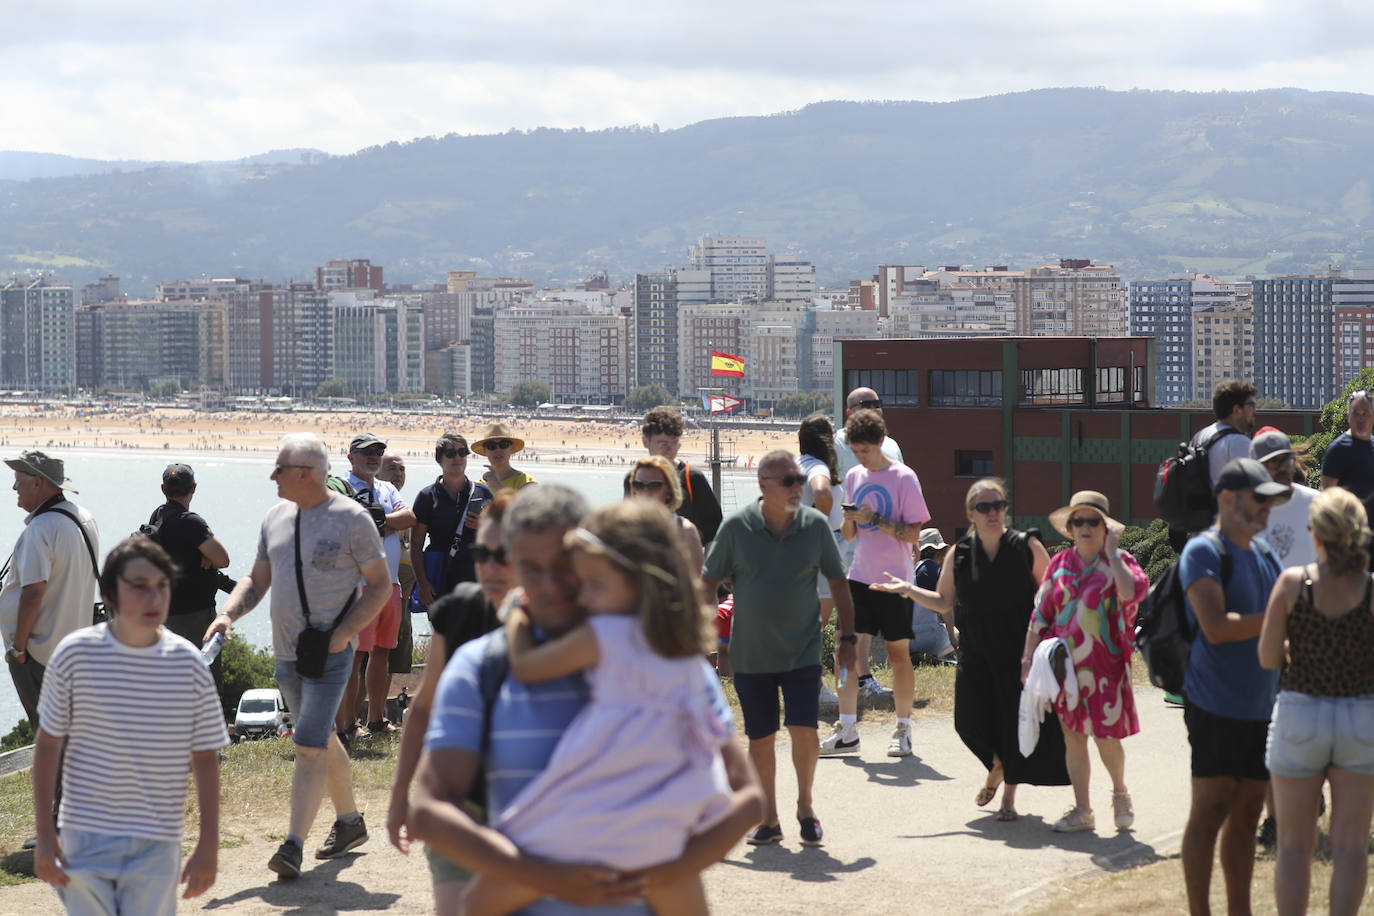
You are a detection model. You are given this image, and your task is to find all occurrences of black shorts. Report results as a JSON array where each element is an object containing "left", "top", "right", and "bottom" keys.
[
  {"left": 1185, "top": 702, "right": 1270, "bottom": 782},
  {"left": 849, "top": 581, "right": 914, "bottom": 642},
  {"left": 732, "top": 665, "right": 823, "bottom": 740}
]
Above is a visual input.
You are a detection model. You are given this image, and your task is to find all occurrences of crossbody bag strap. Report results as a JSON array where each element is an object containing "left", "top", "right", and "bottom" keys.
[
  {"left": 446, "top": 479, "right": 478, "bottom": 562},
  {"left": 40, "top": 505, "right": 99, "bottom": 577},
  {"left": 294, "top": 508, "right": 357, "bottom": 634}
]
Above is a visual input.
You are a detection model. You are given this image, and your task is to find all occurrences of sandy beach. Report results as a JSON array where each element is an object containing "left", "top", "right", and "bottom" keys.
[{"left": 0, "top": 404, "right": 795, "bottom": 468}]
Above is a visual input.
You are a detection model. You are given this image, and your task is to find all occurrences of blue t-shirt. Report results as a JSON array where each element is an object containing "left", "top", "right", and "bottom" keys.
[
  {"left": 1321, "top": 432, "right": 1374, "bottom": 502},
  {"left": 1179, "top": 530, "right": 1281, "bottom": 721},
  {"left": 427, "top": 630, "right": 650, "bottom": 916}
]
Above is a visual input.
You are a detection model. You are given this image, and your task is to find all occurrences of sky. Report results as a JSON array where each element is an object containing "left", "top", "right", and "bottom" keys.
[{"left": 5, "top": 0, "right": 1374, "bottom": 162}]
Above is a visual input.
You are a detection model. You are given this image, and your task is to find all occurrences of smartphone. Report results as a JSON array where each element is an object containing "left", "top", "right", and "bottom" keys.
[{"left": 841, "top": 503, "right": 857, "bottom": 511}]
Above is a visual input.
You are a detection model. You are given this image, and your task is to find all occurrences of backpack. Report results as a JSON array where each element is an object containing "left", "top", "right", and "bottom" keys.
[
  {"left": 1136, "top": 531, "right": 1275, "bottom": 693},
  {"left": 1153, "top": 427, "right": 1244, "bottom": 533},
  {"left": 327, "top": 474, "right": 387, "bottom": 536}
]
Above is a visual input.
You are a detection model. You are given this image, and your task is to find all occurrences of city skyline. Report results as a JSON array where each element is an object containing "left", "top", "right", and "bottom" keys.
[{"left": 4, "top": 2, "right": 1374, "bottom": 161}]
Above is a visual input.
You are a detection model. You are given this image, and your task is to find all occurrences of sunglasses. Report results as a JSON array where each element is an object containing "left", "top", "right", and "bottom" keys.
[
  {"left": 473, "top": 545, "right": 508, "bottom": 565},
  {"left": 441, "top": 448, "right": 470, "bottom": 459},
  {"left": 630, "top": 479, "right": 667, "bottom": 492},
  {"left": 857, "top": 399, "right": 882, "bottom": 409},
  {"left": 1068, "top": 516, "right": 1103, "bottom": 529},
  {"left": 1350, "top": 390, "right": 1370, "bottom": 406},
  {"left": 353, "top": 446, "right": 386, "bottom": 457},
  {"left": 484, "top": 439, "right": 513, "bottom": 450},
  {"left": 972, "top": 499, "right": 1008, "bottom": 514},
  {"left": 1250, "top": 492, "right": 1281, "bottom": 506},
  {"left": 764, "top": 474, "right": 806, "bottom": 487},
  {"left": 272, "top": 463, "right": 313, "bottom": 477}
]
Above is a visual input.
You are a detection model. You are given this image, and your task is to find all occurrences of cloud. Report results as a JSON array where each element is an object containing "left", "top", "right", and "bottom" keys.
[{"left": 3, "top": 0, "right": 1373, "bottom": 159}]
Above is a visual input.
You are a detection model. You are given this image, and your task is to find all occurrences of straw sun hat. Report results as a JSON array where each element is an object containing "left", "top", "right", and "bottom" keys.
[
  {"left": 1048, "top": 490, "right": 1122, "bottom": 541},
  {"left": 471, "top": 422, "right": 526, "bottom": 456}
]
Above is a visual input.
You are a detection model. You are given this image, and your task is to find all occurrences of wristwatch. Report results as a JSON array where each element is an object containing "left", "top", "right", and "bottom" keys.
[
  {"left": 838, "top": 634, "right": 858, "bottom": 645},
  {"left": 5, "top": 647, "right": 27, "bottom": 664}
]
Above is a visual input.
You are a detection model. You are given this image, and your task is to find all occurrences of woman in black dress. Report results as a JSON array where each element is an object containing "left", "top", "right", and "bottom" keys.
[{"left": 875, "top": 477, "right": 1069, "bottom": 820}]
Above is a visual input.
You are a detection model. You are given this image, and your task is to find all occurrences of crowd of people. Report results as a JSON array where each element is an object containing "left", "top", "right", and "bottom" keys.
[{"left": 3, "top": 380, "right": 1374, "bottom": 915}]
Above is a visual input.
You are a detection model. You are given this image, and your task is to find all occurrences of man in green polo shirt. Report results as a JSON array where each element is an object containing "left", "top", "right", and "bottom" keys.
[{"left": 702, "top": 449, "right": 857, "bottom": 849}]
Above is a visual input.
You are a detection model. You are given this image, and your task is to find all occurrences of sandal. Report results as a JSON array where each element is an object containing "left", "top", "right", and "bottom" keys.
[
  {"left": 367, "top": 718, "right": 398, "bottom": 735},
  {"left": 975, "top": 783, "right": 999, "bottom": 807},
  {"left": 996, "top": 806, "right": 1018, "bottom": 822}
]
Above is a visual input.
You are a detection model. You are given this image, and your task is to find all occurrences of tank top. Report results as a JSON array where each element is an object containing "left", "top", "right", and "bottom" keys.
[{"left": 1280, "top": 572, "right": 1374, "bottom": 697}]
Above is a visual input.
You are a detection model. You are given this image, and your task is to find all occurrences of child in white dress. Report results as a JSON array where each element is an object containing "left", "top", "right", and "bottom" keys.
[{"left": 462, "top": 500, "right": 733, "bottom": 916}]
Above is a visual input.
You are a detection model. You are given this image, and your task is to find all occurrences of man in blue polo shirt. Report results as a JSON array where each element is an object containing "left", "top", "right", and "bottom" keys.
[
  {"left": 411, "top": 485, "right": 761, "bottom": 914},
  {"left": 1178, "top": 458, "right": 1288, "bottom": 916}
]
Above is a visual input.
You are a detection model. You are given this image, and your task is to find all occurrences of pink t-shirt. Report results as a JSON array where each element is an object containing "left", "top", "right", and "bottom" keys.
[{"left": 845, "top": 462, "right": 929, "bottom": 585}]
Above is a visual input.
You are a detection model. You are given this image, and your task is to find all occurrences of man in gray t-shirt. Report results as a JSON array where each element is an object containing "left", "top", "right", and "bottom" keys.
[{"left": 207, "top": 433, "right": 389, "bottom": 880}]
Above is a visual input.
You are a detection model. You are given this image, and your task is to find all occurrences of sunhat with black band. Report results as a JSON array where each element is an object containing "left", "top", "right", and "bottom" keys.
[
  {"left": 1048, "top": 490, "right": 1121, "bottom": 541},
  {"left": 471, "top": 422, "right": 526, "bottom": 456},
  {"left": 4, "top": 450, "right": 77, "bottom": 493}
]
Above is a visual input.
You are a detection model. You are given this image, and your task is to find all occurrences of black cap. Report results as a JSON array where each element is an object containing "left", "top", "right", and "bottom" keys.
[
  {"left": 349, "top": 433, "right": 385, "bottom": 453},
  {"left": 162, "top": 463, "right": 195, "bottom": 487},
  {"left": 1215, "top": 457, "right": 1292, "bottom": 498}
]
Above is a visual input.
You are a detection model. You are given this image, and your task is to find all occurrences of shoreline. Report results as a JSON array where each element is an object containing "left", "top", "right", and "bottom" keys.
[{"left": 0, "top": 405, "right": 795, "bottom": 469}]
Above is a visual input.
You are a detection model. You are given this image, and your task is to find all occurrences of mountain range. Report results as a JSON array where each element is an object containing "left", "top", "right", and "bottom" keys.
[{"left": 2, "top": 87, "right": 1372, "bottom": 295}]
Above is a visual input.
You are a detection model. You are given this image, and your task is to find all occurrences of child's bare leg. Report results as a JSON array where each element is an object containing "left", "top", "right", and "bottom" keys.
[
  {"left": 459, "top": 872, "right": 542, "bottom": 916},
  {"left": 643, "top": 873, "right": 708, "bottom": 916}
]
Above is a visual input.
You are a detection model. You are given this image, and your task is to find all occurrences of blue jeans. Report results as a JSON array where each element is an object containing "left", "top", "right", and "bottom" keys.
[
  {"left": 58, "top": 828, "right": 181, "bottom": 916},
  {"left": 275, "top": 646, "right": 355, "bottom": 749},
  {"left": 909, "top": 603, "right": 952, "bottom": 657}
]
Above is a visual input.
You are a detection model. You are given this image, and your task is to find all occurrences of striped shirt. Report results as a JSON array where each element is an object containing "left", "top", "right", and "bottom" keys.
[{"left": 38, "top": 624, "right": 229, "bottom": 842}]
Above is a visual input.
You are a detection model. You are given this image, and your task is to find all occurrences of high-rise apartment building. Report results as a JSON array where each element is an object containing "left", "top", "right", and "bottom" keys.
[
  {"left": 315, "top": 258, "right": 383, "bottom": 293},
  {"left": 1129, "top": 277, "right": 1196, "bottom": 405},
  {"left": 923, "top": 261, "right": 1125, "bottom": 337},
  {"left": 688, "top": 236, "right": 768, "bottom": 301},
  {"left": 1253, "top": 274, "right": 1337, "bottom": 408},
  {"left": 1, "top": 277, "right": 76, "bottom": 391},
  {"left": 766, "top": 257, "right": 816, "bottom": 302},
  {"left": 1193, "top": 298, "right": 1253, "bottom": 402},
  {"left": 876, "top": 265, "right": 926, "bottom": 318},
  {"left": 633, "top": 268, "right": 708, "bottom": 395},
  {"left": 1333, "top": 272, "right": 1374, "bottom": 391},
  {"left": 75, "top": 299, "right": 227, "bottom": 391},
  {"left": 811, "top": 308, "right": 880, "bottom": 392},
  {"left": 81, "top": 275, "right": 121, "bottom": 306},
  {"left": 677, "top": 302, "right": 750, "bottom": 400},
  {"left": 493, "top": 304, "right": 628, "bottom": 402}
]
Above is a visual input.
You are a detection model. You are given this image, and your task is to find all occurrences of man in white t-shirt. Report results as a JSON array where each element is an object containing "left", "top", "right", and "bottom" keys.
[
  {"left": 833, "top": 386, "right": 904, "bottom": 699},
  {"left": 339, "top": 433, "right": 415, "bottom": 738},
  {"left": 1250, "top": 427, "right": 1317, "bottom": 570}
]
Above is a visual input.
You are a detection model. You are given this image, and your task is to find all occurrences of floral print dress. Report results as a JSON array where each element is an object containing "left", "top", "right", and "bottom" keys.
[{"left": 1030, "top": 548, "right": 1148, "bottom": 739}]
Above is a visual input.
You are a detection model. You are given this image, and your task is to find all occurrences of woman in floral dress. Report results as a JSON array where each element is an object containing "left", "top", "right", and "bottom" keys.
[{"left": 1024, "top": 490, "right": 1148, "bottom": 834}]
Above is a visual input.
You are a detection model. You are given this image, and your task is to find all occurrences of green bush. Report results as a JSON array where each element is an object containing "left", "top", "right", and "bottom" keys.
[
  {"left": 0, "top": 718, "right": 34, "bottom": 752},
  {"left": 220, "top": 638, "right": 279, "bottom": 720}
]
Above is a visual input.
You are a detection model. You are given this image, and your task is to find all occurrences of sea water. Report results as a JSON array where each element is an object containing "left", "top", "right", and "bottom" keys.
[{"left": 0, "top": 449, "right": 761, "bottom": 733}]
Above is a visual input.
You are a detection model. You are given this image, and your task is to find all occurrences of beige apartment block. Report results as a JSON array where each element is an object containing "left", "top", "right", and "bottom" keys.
[
  {"left": 1193, "top": 301, "right": 1254, "bottom": 398},
  {"left": 920, "top": 260, "right": 1126, "bottom": 337},
  {"left": 493, "top": 303, "right": 627, "bottom": 402}
]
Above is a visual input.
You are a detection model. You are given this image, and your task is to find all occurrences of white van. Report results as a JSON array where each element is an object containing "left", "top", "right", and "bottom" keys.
[{"left": 234, "top": 688, "right": 288, "bottom": 741}]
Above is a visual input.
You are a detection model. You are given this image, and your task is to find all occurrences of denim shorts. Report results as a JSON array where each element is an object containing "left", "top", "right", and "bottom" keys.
[
  {"left": 58, "top": 828, "right": 181, "bottom": 916},
  {"left": 275, "top": 645, "right": 355, "bottom": 749},
  {"left": 1266, "top": 691, "right": 1374, "bottom": 779}
]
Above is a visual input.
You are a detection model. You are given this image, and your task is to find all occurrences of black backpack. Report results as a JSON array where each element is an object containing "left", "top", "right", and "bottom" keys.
[
  {"left": 1136, "top": 531, "right": 1275, "bottom": 693},
  {"left": 1153, "top": 427, "right": 1244, "bottom": 533}
]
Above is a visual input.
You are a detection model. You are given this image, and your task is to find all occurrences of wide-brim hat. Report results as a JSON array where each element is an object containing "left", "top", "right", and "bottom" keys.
[
  {"left": 1049, "top": 490, "right": 1120, "bottom": 540},
  {"left": 5, "top": 449, "right": 77, "bottom": 493},
  {"left": 918, "top": 527, "right": 949, "bottom": 553},
  {"left": 471, "top": 422, "right": 525, "bottom": 456}
]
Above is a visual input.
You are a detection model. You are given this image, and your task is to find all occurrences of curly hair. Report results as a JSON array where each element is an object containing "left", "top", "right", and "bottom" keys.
[
  {"left": 640, "top": 406, "right": 684, "bottom": 440},
  {"left": 631, "top": 455, "right": 683, "bottom": 510},
  {"left": 1309, "top": 487, "right": 1372, "bottom": 575},
  {"left": 565, "top": 500, "right": 711, "bottom": 658},
  {"left": 843, "top": 408, "right": 887, "bottom": 446},
  {"left": 798, "top": 413, "right": 841, "bottom": 486},
  {"left": 99, "top": 535, "right": 178, "bottom": 612}
]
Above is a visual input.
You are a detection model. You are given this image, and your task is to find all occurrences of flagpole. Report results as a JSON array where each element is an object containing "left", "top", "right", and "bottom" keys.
[{"left": 698, "top": 386, "right": 724, "bottom": 497}]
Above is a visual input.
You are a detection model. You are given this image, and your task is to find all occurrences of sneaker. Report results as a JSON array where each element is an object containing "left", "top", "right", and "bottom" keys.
[
  {"left": 268, "top": 840, "right": 303, "bottom": 878},
  {"left": 1257, "top": 815, "right": 1277, "bottom": 850},
  {"left": 745, "top": 823, "right": 783, "bottom": 845},
  {"left": 315, "top": 815, "right": 368, "bottom": 859},
  {"left": 798, "top": 816, "right": 823, "bottom": 846},
  {"left": 1163, "top": 692, "right": 1185, "bottom": 708},
  {"left": 887, "top": 725, "right": 912, "bottom": 757},
  {"left": 1052, "top": 806, "right": 1095, "bottom": 833},
  {"left": 818, "top": 683, "right": 839, "bottom": 705},
  {"left": 819, "top": 722, "right": 860, "bottom": 756},
  {"left": 858, "top": 675, "right": 889, "bottom": 698},
  {"left": 1112, "top": 790, "right": 1134, "bottom": 829}
]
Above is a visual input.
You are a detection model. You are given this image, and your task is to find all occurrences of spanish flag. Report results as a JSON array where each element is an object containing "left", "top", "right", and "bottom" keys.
[{"left": 711, "top": 350, "right": 745, "bottom": 377}]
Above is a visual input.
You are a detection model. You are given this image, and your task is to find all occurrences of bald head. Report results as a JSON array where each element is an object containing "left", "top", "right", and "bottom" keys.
[{"left": 846, "top": 387, "right": 881, "bottom": 417}]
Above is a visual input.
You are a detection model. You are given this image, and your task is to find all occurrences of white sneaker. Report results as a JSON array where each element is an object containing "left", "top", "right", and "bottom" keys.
[
  {"left": 887, "top": 724, "right": 912, "bottom": 757},
  {"left": 859, "top": 676, "right": 890, "bottom": 698},
  {"left": 818, "top": 683, "right": 839, "bottom": 705},
  {"left": 819, "top": 721, "right": 860, "bottom": 756}
]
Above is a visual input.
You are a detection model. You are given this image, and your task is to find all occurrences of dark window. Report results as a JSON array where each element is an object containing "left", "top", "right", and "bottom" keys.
[
  {"left": 844, "top": 368, "right": 919, "bottom": 406},
  {"left": 930, "top": 370, "right": 1002, "bottom": 406},
  {"left": 954, "top": 449, "right": 994, "bottom": 477},
  {"left": 1019, "top": 368, "right": 1085, "bottom": 405},
  {"left": 1097, "top": 366, "right": 1126, "bottom": 403}
]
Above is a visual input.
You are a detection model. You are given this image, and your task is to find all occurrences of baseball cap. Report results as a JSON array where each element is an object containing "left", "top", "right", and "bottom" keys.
[
  {"left": 349, "top": 433, "right": 386, "bottom": 453},
  {"left": 1214, "top": 457, "right": 1291, "bottom": 498},
  {"left": 162, "top": 463, "right": 195, "bottom": 488},
  {"left": 1249, "top": 427, "right": 1295, "bottom": 465}
]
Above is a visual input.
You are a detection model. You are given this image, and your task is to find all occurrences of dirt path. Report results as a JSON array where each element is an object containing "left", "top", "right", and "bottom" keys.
[{"left": 0, "top": 688, "right": 1192, "bottom": 914}]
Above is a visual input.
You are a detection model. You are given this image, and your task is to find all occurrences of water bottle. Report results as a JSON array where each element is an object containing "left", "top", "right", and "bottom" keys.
[
  {"left": 201, "top": 633, "right": 225, "bottom": 666},
  {"left": 837, "top": 665, "right": 848, "bottom": 690}
]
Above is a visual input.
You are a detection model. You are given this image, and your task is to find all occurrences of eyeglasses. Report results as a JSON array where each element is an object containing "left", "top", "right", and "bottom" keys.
[
  {"left": 1251, "top": 492, "right": 1281, "bottom": 506},
  {"left": 857, "top": 399, "right": 882, "bottom": 409},
  {"left": 764, "top": 474, "right": 806, "bottom": 487},
  {"left": 630, "top": 479, "right": 667, "bottom": 493},
  {"left": 972, "top": 499, "right": 1008, "bottom": 514},
  {"left": 441, "top": 448, "right": 470, "bottom": 459},
  {"left": 1068, "top": 516, "right": 1103, "bottom": 529},
  {"left": 484, "top": 439, "right": 513, "bottom": 451},
  {"left": 473, "top": 545, "right": 508, "bottom": 565},
  {"left": 353, "top": 446, "right": 385, "bottom": 457},
  {"left": 272, "top": 464, "right": 313, "bottom": 477}
]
